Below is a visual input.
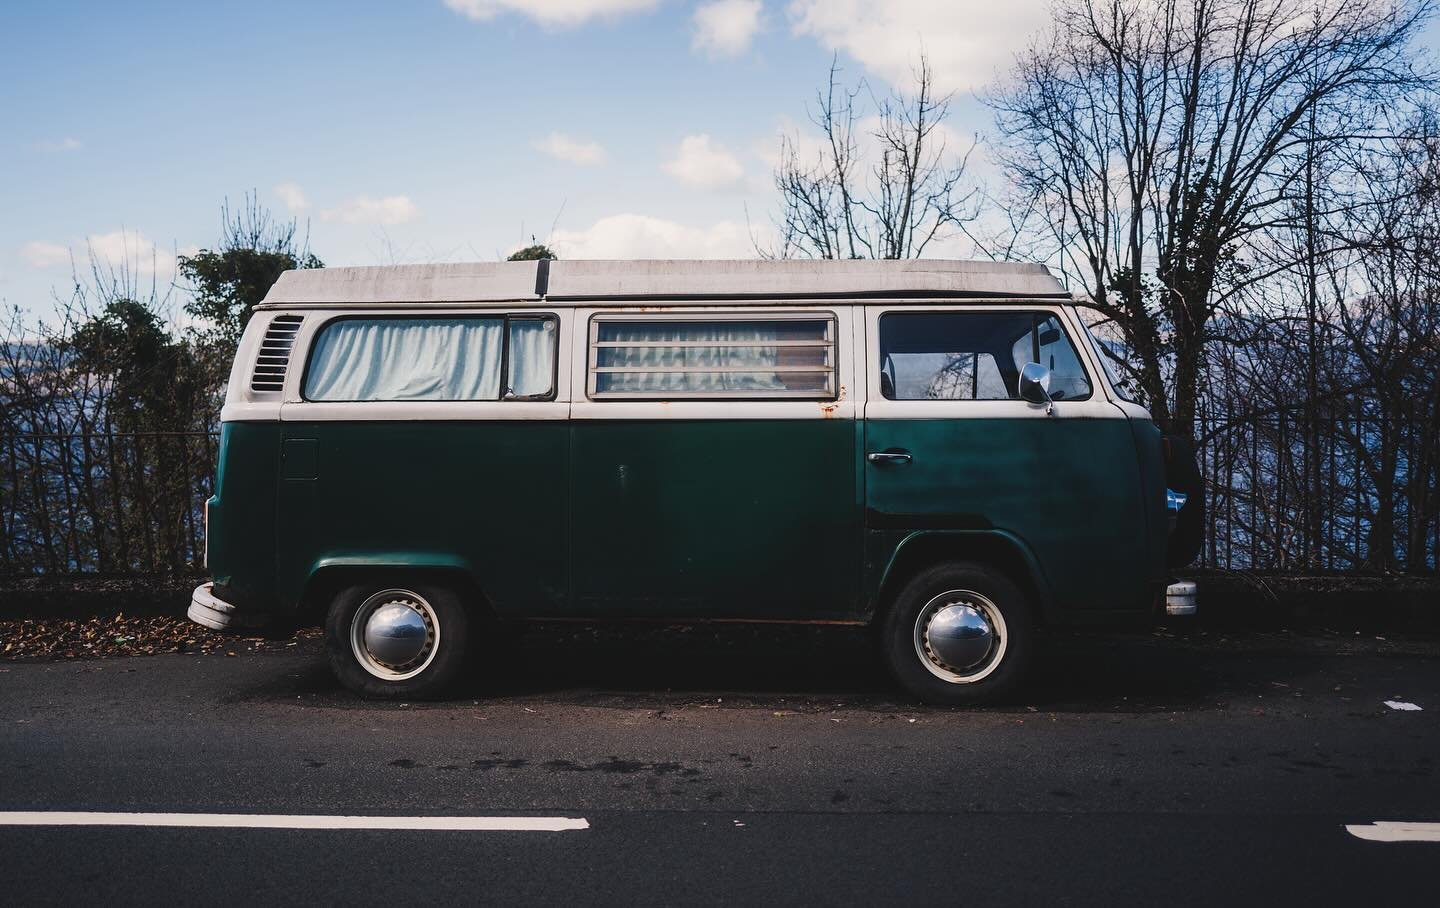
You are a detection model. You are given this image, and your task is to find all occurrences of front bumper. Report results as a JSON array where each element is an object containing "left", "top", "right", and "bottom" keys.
[{"left": 188, "top": 582, "right": 257, "bottom": 632}]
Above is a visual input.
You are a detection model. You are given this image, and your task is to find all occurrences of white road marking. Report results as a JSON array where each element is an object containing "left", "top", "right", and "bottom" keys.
[
  {"left": 1346, "top": 822, "right": 1440, "bottom": 843},
  {"left": 1383, "top": 700, "right": 1423, "bottom": 711},
  {"left": 0, "top": 812, "right": 588, "bottom": 832}
]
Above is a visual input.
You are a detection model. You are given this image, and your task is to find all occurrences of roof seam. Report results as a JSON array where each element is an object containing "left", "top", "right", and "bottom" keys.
[{"left": 260, "top": 260, "right": 1068, "bottom": 306}]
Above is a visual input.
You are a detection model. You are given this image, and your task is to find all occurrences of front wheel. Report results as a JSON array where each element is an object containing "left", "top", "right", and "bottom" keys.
[
  {"left": 325, "top": 581, "right": 471, "bottom": 699},
  {"left": 881, "top": 562, "right": 1033, "bottom": 705}
]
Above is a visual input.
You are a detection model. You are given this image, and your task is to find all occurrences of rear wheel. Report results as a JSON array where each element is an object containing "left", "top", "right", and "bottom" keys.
[
  {"left": 325, "top": 580, "right": 470, "bottom": 699},
  {"left": 881, "top": 562, "right": 1033, "bottom": 705}
]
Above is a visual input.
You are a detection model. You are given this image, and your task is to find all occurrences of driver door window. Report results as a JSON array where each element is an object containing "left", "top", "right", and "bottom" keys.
[{"left": 878, "top": 311, "right": 1092, "bottom": 402}]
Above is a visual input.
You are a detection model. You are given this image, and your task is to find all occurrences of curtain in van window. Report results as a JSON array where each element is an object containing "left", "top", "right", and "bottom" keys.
[
  {"left": 305, "top": 318, "right": 504, "bottom": 401},
  {"left": 506, "top": 318, "right": 557, "bottom": 398}
]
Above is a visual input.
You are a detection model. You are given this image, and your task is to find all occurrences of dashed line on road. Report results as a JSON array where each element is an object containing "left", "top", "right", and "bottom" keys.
[
  {"left": 1346, "top": 822, "right": 1440, "bottom": 843},
  {"left": 0, "top": 812, "right": 589, "bottom": 832}
]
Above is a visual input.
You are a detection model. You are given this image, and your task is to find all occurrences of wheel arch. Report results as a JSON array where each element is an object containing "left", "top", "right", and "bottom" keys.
[
  {"left": 871, "top": 530, "right": 1054, "bottom": 625},
  {"left": 297, "top": 554, "right": 495, "bottom": 628}
]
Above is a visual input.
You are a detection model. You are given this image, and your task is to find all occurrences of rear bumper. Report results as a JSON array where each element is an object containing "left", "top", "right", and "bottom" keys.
[
  {"left": 1165, "top": 580, "right": 1198, "bottom": 617},
  {"left": 188, "top": 582, "right": 265, "bottom": 632}
]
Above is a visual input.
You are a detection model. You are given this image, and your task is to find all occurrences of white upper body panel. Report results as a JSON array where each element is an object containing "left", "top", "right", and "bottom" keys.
[{"left": 221, "top": 260, "right": 1143, "bottom": 423}]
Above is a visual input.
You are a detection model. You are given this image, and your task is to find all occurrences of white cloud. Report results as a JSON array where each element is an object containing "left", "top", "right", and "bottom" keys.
[
  {"left": 35, "top": 137, "right": 83, "bottom": 152},
  {"left": 443, "top": 0, "right": 659, "bottom": 27},
  {"left": 692, "top": 0, "right": 763, "bottom": 57},
  {"left": 663, "top": 134, "right": 746, "bottom": 190},
  {"left": 274, "top": 182, "right": 308, "bottom": 212},
  {"left": 751, "top": 114, "right": 833, "bottom": 171},
  {"left": 535, "top": 132, "right": 607, "bottom": 165},
  {"left": 758, "top": 112, "right": 970, "bottom": 173},
  {"left": 857, "top": 113, "right": 972, "bottom": 164},
  {"left": 87, "top": 230, "right": 177, "bottom": 275},
  {"left": 323, "top": 195, "right": 420, "bottom": 225},
  {"left": 787, "top": 0, "right": 1050, "bottom": 95},
  {"left": 19, "top": 241, "right": 71, "bottom": 268},
  {"left": 21, "top": 232, "right": 183, "bottom": 275},
  {"left": 549, "top": 213, "right": 757, "bottom": 258}
]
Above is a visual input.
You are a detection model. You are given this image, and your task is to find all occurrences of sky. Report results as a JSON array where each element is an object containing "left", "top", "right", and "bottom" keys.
[{"left": 2, "top": 1, "right": 1436, "bottom": 323}]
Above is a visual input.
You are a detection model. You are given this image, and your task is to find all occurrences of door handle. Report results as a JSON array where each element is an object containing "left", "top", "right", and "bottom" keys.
[{"left": 867, "top": 451, "right": 913, "bottom": 466}]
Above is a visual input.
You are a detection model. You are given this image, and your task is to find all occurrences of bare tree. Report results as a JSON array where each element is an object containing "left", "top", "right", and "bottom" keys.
[
  {"left": 1157, "top": 106, "right": 1440, "bottom": 573},
  {"left": 989, "top": 0, "right": 1435, "bottom": 431},
  {"left": 1329, "top": 116, "right": 1440, "bottom": 568},
  {"left": 771, "top": 56, "right": 980, "bottom": 260}
]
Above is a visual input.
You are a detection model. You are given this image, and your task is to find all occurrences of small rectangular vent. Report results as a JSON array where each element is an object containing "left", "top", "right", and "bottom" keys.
[{"left": 251, "top": 314, "right": 304, "bottom": 392}]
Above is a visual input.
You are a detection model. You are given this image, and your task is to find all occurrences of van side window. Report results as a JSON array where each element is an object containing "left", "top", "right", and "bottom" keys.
[
  {"left": 304, "top": 316, "right": 557, "bottom": 401},
  {"left": 588, "top": 317, "right": 836, "bottom": 399},
  {"left": 879, "top": 312, "right": 1092, "bottom": 401}
]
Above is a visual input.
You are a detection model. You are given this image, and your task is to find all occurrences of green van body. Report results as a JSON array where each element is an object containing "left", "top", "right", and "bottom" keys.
[{"left": 200, "top": 261, "right": 1172, "bottom": 634}]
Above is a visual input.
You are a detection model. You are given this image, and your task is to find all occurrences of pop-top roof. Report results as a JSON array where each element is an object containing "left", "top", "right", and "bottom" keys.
[{"left": 259, "top": 259, "right": 1070, "bottom": 307}]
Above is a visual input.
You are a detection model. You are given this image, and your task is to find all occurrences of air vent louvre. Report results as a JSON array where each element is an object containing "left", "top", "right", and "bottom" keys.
[{"left": 250, "top": 314, "right": 304, "bottom": 392}]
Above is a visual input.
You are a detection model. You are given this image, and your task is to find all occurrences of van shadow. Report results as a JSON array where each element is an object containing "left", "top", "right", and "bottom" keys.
[
  {"left": 262, "top": 623, "right": 1258, "bottom": 711},
  {"left": 433, "top": 622, "right": 1227, "bottom": 712}
]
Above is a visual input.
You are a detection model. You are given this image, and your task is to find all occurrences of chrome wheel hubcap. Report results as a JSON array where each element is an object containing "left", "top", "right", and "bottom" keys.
[
  {"left": 914, "top": 590, "right": 1006, "bottom": 684},
  {"left": 350, "top": 589, "right": 439, "bottom": 681}
]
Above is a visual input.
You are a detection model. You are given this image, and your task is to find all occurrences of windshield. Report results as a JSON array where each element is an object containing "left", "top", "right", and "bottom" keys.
[{"left": 1078, "top": 316, "right": 1142, "bottom": 404}]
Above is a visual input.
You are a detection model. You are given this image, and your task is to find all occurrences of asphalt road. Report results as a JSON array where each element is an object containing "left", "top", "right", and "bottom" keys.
[{"left": 1, "top": 624, "right": 1437, "bottom": 906}]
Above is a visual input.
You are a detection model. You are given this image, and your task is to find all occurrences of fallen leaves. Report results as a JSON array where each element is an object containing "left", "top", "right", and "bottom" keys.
[{"left": 0, "top": 614, "right": 321, "bottom": 661}]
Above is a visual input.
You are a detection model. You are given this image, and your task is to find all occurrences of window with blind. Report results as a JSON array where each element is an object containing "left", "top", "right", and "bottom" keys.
[{"left": 587, "top": 316, "right": 838, "bottom": 399}]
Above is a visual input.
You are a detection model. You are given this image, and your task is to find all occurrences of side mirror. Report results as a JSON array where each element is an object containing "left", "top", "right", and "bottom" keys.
[{"left": 1019, "top": 362, "right": 1054, "bottom": 415}]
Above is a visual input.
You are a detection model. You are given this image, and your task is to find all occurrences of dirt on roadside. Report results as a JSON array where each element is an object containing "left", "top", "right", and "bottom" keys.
[{"left": 0, "top": 614, "right": 322, "bottom": 661}]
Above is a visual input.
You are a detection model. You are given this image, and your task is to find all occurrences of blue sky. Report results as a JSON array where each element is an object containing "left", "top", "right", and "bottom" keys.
[{"left": 3, "top": 1, "right": 1436, "bottom": 322}]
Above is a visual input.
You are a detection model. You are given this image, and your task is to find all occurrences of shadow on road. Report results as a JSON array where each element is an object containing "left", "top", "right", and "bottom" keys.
[{"left": 248, "top": 623, "right": 1300, "bottom": 712}]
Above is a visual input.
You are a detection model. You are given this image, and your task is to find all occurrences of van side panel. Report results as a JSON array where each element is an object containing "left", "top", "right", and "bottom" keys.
[
  {"left": 273, "top": 420, "right": 570, "bottom": 617},
  {"left": 207, "top": 421, "right": 282, "bottom": 614},
  {"left": 570, "top": 419, "right": 862, "bottom": 620}
]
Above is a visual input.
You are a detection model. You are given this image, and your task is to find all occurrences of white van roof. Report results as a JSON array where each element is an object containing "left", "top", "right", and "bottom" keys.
[{"left": 259, "top": 259, "right": 1071, "bottom": 307}]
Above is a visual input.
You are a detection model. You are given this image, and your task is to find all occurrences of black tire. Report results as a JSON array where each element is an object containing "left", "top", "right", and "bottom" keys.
[
  {"left": 324, "top": 579, "right": 471, "bottom": 700},
  {"left": 880, "top": 562, "right": 1033, "bottom": 706}
]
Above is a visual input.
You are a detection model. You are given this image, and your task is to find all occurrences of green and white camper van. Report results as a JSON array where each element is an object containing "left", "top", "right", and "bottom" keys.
[{"left": 190, "top": 259, "right": 1200, "bottom": 703}]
